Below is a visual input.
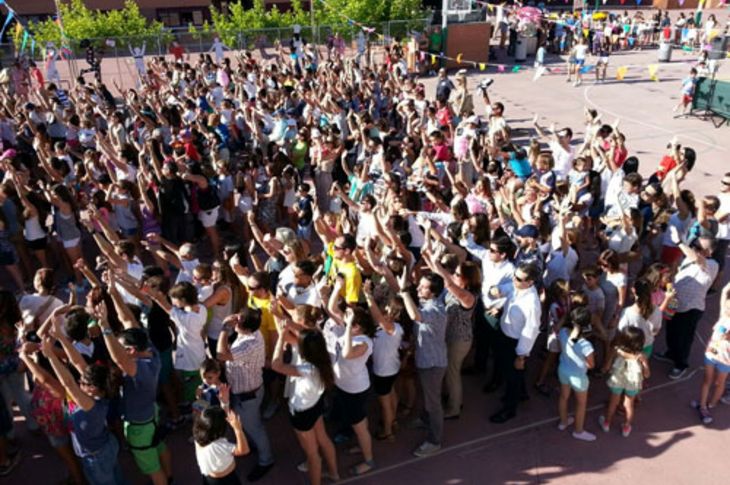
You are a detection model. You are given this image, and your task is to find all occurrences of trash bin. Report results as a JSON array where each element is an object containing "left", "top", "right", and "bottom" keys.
[
  {"left": 708, "top": 35, "right": 729, "bottom": 61},
  {"left": 515, "top": 37, "right": 527, "bottom": 62},
  {"left": 658, "top": 42, "right": 672, "bottom": 62}
]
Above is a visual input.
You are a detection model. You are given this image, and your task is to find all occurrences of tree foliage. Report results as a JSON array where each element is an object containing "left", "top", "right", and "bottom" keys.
[{"left": 28, "top": 0, "right": 168, "bottom": 51}]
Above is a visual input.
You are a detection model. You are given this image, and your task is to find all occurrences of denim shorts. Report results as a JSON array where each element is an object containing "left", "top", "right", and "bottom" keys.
[
  {"left": 558, "top": 367, "right": 589, "bottom": 393},
  {"left": 81, "top": 436, "right": 127, "bottom": 485},
  {"left": 704, "top": 356, "right": 730, "bottom": 374}
]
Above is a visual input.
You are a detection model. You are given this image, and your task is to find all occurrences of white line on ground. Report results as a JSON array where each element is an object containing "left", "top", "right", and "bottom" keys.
[
  {"left": 582, "top": 85, "right": 726, "bottom": 151},
  {"left": 339, "top": 367, "right": 702, "bottom": 483}
]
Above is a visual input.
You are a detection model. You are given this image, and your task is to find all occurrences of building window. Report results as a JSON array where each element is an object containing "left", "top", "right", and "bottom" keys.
[
  {"left": 192, "top": 10, "right": 204, "bottom": 25},
  {"left": 159, "top": 12, "right": 181, "bottom": 27}
]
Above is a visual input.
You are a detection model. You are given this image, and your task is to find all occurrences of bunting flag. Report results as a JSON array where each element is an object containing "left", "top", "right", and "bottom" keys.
[
  {"left": 456, "top": 53, "right": 463, "bottom": 64},
  {"left": 431, "top": 54, "right": 436, "bottom": 65},
  {"left": 20, "top": 30, "right": 28, "bottom": 53},
  {"left": 616, "top": 66, "right": 628, "bottom": 81},
  {"left": 511, "top": 65, "right": 521, "bottom": 73},
  {"left": 648, "top": 64, "right": 659, "bottom": 82},
  {"left": 498, "top": 65, "right": 505, "bottom": 73},
  {"left": 0, "top": 11, "right": 13, "bottom": 38},
  {"left": 479, "top": 63, "right": 486, "bottom": 71}
]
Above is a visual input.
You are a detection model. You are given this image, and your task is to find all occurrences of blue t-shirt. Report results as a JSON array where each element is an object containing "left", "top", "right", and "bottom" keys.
[
  {"left": 122, "top": 347, "right": 161, "bottom": 422},
  {"left": 509, "top": 156, "right": 532, "bottom": 181},
  {"left": 70, "top": 398, "right": 111, "bottom": 457},
  {"left": 558, "top": 327, "right": 594, "bottom": 376}
]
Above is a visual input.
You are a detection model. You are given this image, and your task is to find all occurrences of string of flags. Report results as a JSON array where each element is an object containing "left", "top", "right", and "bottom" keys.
[{"left": 0, "top": 0, "right": 38, "bottom": 56}]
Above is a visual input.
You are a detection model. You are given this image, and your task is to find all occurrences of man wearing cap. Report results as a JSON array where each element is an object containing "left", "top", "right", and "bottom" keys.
[
  {"left": 96, "top": 301, "right": 172, "bottom": 485},
  {"left": 488, "top": 262, "right": 542, "bottom": 423}
]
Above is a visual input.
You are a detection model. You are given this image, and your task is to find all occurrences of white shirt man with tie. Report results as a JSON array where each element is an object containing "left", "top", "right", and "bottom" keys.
[{"left": 488, "top": 262, "right": 542, "bottom": 424}]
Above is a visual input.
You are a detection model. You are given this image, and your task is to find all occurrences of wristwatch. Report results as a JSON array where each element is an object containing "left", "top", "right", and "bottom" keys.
[{"left": 102, "top": 328, "right": 114, "bottom": 337}]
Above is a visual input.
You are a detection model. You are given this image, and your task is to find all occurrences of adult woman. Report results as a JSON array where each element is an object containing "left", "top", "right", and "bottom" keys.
[
  {"left": 326, "top": 284, "right": 376, "bottom": 476},
  {"left": 452, "top": 72, "right": 474, "bottom": 121},
  {"left": 203, "top": 259, "right": 237, "bottom": 358},
  {"left": 40, "top": 335, "right": 126, "bottom": 485},
  {"left": 45, "top": 184, "right": 83, "bottom": 284},
  {"left": 311, "top": 135, "right": 341, "bottom": 212},
  {"left": 9, "top": 168, "right": 49, "bottom": 268},
  {"left": 182, "top": 163, "right": 222, "bottom": 256},
  {"left": 598, "top": 249, "right": 628, "bottom": 343},
  {"left": 424, "top": 254, "right": 479, "bottom": 419},
  {"left": 272, "top": 327, "right": 339, "bottom": 485}
]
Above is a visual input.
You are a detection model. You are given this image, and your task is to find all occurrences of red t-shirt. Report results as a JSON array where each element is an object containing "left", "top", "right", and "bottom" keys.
[
  {"left": 656, "top": 155, "right": 677, "bottom": 181},
  {"left": 169, "top": 45, "right": 185, "bottom": 61}
]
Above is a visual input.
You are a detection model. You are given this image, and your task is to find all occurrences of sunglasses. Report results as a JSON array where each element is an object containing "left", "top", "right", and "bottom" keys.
[
  {"left": 513, "top": 274, "right": 529, "bottom": 283},
  {"left": 334, "top": 245, "right": 346, "bottom": 251},
  {"left": 248, "top": 284, "right": 261, "bottom": 291},
  {"left": 722, "top": 180, "right": 730, "bottom": 186}
]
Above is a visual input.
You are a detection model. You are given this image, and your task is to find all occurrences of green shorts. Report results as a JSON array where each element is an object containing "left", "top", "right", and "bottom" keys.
[
  {"left": 178, "top": 369, "right": 202, "bottom": 403},
  {"left": 124, "top": 415, "right": 166, "bottom": 474},
  {"left": 609, "top": 386, "right": 640, "bottom": 397},
  {"left": 641, "top": 344, "right": 653, "bottom": 358}
]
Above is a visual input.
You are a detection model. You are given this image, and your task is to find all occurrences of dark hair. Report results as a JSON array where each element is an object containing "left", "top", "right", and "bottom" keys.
[
  {"left": 237, "top": 307, "right": 262, "bottom": 333},
  {"left": 192, "top": 406, "right": 228, "bottom": 446},
  {"left": 633, "top": 279, "right": 655, "bottom": 320},
  {"left": 682, "top": 147, "right": 696, "bottom": 170},
  {"left": 298, "top": 329, "right": 335, "bottom": 388},
  {"left": 35, "top": 268, "right": 55, "bottom": 292},
  {"left": 458, "top": 261, "right": 481, "bottom": 292},
  {"left": 615, "top": 326, "right": 645, "bottom": 354},
  {"left": 598, "top": 249, "right": 620, "bottom": 273},
  {"left": 295, "top": 259, "right": 317, "bottom": 277},
  {"left": 470, "top": 213, "right": 491, "bottom": 246},
  {"left": 169, "top": 282, "right": 199, "bottom": 306},
  {"left": 116, "top": 240, "right": 136, "bottom": 259},
  {"left": 350, "top": 305, "right": 377, "bottom": 338},
  {"left": 567, "top": 306, "right": 592, "bottom": 342},
  {"left": 0, "top": 290, "right": 21, "bottom": 328},
  {"left": 421, "top": 273, "right": 445, "bottom": 298},
  {"left": 83, "top": 364, "right": 113, "bottom": 398},
  {"left": 623, "top": 156, "right": 639, "bottom": 175},
  {"left": 120, "top": 327, "right": 150, "bottom": 351},
  {"left": 337, "top": 233, "right": 357, "bottom": 251},
  {"left": 65, "top": 307, "right": 92, "bottom": 341},
  {"left": 491, "top": 235, "right": 513, "bottom": 257},
  {"left": 201, "top": 358, "right": 222, "bottom": 375},
  {"left": 516, "top": 262, "right": 540, "bottom": 284}
]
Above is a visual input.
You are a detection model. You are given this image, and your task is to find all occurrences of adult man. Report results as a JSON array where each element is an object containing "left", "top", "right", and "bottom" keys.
[
  {"left": 328, "top": 233, "right": 362, "bottom": 304},
  {"left": 533, "top": 118, "right": 574, "bottom": 181},
  {"left": 97, "top": 301, "right": 172, "bottom": 485},
  {"left": 399, "top": 271, "right": 447, "bottom": 457},
  {"left": 656, "top": 227, "right": 718, "bottom": 379},
  {"left": 278, "top": 259, "right": 322, "bottom": 308},
  {"left": 435, "top": 68, "right": 455, "bottom": 103},
  {"left": 217, "top": 309, "right": 274, "bottom": 482},
  {"left": 489, "top": 263, "right": 542, "bottom": 423}
]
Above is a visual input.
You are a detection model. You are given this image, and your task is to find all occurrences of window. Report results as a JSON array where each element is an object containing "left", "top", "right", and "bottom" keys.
[{"left": 158, "top": 12, "right": 181, "bottom": 27}]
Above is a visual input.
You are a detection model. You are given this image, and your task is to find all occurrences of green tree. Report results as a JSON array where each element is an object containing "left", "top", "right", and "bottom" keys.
[{"left": 28, "top": 0, "right": 168, "bottom": 53}]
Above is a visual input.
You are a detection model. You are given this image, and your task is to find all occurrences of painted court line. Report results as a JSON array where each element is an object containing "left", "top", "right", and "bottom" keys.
[
  {"left": 339, "top": 367, "right": 702, "bottom": 483},
  {"left": 582, "top": 85, "right": 726, "bottom": 151}
]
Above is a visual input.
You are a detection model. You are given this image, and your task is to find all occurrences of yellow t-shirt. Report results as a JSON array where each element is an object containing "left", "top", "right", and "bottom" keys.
[
  {"left": 248, "top": 293, "right": 275, "bottom": 358},
  {"left": 329, "top": 256, "right": 362, "bottom": 304}
]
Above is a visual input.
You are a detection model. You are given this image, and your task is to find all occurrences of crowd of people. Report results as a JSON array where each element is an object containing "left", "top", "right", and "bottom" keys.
[{"left": 0, "top": 9, "right": 729, "bottom": 485}]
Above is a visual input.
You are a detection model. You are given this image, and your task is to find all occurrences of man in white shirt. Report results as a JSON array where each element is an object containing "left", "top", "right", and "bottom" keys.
[
  {"left": 279, "top": 260, "right": 322, "bottom": 308},
  {"left": 489, "top": 262, "right": 542, "bottom": 423},
  {"left": 533, "top": 117, "right": 574, "bottom": 180}
]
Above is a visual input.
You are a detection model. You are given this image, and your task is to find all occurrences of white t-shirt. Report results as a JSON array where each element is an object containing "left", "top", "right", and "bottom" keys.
[
  {"left": 332, "top": 334, "right": 372, "bottom": 393},
  {"left": 289, "top": 363, "right": 325, "bottom": 413},
  {"left": 544, "top": 246, "right": 579, "bottom": 287},
  {"left": 195, "top": 438, "right": 235, "bottom": 477},
  {"left": 19, "top": 294, "right": 63, "bottom": 325},
  {"left": 116, "top": 261, "right": 144, "bottom": 306},
  {"left": 717, "top": 193, "right": 730, "bottom": 240},
  {"left": 171, "top": 306, "right": 207, "bottom": 371},
  {"left": 176, "top": 258, "right": 200, "bottom": 284},
  {"left": 373, "top": 323, "right": 404, "bottom": 377},
  {"left": 548, "top": 140, "right": 575, "bottom": 180},
  {"left": 618, "top": 305, "right": 663, "bottom": 347}
]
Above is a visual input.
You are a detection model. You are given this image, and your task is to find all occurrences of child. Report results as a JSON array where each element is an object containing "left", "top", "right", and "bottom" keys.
[
  {"left": 673, "top": 68, "right": 698, "bottom": 117},
  {"left": 193, "top": 406, "right": 250, "bottom": 485},
  {"left": 691, "top": 283, "right": 730, "bottom": 425},
  {"left": 567, "top": 157, "right": 590, "bottom": 199},
  {"left": 294, "top": 183, "right": 314, "bottom": 241},
  {"left": 535, "top": 279, "right": 571, "bottom": 396},
  {"left": 557, "top": 307, "right": 596, "bottom": 441},
  {"left": 599, "top": 327, "right": 650, "bottom": 437},
  {"left": 194, "top": 358, "right": 226, "bottom": 414}
]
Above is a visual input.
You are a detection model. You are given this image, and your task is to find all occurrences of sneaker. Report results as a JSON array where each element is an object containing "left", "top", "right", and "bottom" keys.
[
  {"left": 652, "top": 352, "right": 673, "bottom": 364},
  {"left": 698, "top": 407, "right": 713, "bottom": 425},
  {"left": 721, "top": 391, "right": 730, "bottom": 405},
  {"left": 621, "top": 424, "right": 632, "bottom": 438},
  {"left": 557, "top": 416, "right": 575, "bottom": 431},
  {"left": 598, "top": 415, "right": 610, "bottom": 433},
  {"left": 297, "top": 460, "right": 309, "bottom": 473},
  {"left": 668, "top": 368, "right": 687, "bottom": 380},
  {"left": 0, "top": 451, "right": 21, "bottom": 476},
  {"left": 572, "top": 430, "right": 597, "bottom": 442},
  {"left": 413, "top": 441, "right": 441, "bottom": 457}
]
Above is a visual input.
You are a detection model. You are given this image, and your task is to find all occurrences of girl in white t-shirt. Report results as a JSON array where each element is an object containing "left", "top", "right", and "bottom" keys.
[
  {"left": 272, "top": 326, "right": 340, "bottom": 485},
  {"left": 193, "top": 406, "right": 249, "bottom": 485}
]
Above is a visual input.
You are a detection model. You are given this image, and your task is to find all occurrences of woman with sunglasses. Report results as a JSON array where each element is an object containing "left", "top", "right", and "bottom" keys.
[{"left": 203, "top": 259, "right": 239, "bottom": 358}]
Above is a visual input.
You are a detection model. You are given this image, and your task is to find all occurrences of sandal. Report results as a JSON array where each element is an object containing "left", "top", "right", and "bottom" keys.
[
  {"left": 349, "top": 459, "right": 376, "bottom": 477},
  {"left": 375, "top": 431, "right": 395, "bottom": 442}
]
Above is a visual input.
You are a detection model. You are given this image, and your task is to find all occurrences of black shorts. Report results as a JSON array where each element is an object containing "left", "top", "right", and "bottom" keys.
[
  {"left": 0, "top": 250, "right": 17, "bottom": 266},
  {"left": 334, "top": 387, "right": 369, "bottom": 426},
  {"left": 202, "top": 471, "right": 242, "bottom": 485},
  {"left": 289, "top": 394, "right": 325, "bottom": 432},
  {"left": 26, "top": 237, "right": 48, "bottom": 251},
  {"left": 372, "top": 373, "right": 398, "bottom": 396}
]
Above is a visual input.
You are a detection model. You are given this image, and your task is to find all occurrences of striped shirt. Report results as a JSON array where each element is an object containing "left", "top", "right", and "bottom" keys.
[{"left": 226, "top": 330, "right": 265, "bottom": 394}]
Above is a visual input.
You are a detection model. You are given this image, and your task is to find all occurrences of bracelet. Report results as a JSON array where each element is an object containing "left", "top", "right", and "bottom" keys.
[{"left": 102, "top": 328, "right": 114, "bottom": 337}]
